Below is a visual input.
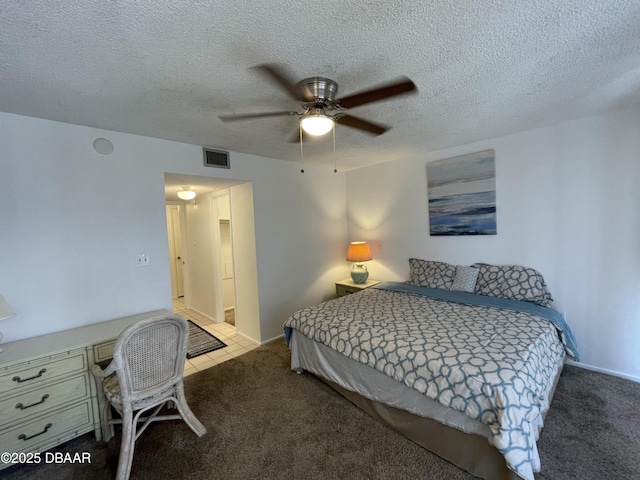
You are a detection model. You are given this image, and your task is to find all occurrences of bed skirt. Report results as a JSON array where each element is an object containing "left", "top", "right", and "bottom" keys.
[{"left": 325, "top": 379, "right": 519, "bottom": 480}]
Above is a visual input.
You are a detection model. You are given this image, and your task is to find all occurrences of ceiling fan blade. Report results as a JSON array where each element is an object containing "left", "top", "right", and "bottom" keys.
[
  {"left": 219, "top": 111, "right": 298, "bottom": 122},
  {"left": 252, "top": 63, "right": 304, "bottom": 101},
  {"left": 335, "top": 114, "right": 388, "bottom": 135},
  {"left": 337, "top": 77, "right": 417, "bottom": 109}
]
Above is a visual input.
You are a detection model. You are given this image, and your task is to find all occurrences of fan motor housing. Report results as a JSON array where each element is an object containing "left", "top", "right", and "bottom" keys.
[{"left": 297, "top": 77, "right": 338, "bottom": 104}]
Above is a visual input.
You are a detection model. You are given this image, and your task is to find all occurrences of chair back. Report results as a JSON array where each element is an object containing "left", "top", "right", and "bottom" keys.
[{"left": 112, "top": 314, "right": 189, "bottom": 403}]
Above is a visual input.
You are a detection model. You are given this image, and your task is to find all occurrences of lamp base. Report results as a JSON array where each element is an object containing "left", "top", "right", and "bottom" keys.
[{"left": 351, "top": 264, "right": 369, "bottom": 284}]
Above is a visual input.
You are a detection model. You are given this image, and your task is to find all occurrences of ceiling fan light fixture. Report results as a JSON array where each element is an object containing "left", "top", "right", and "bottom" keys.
[
  {"left": 300, "top": 112, "right": 334, "bottom": 136},
  {"left": 177, "top": 186, "right": 196, "bottom": 200}
]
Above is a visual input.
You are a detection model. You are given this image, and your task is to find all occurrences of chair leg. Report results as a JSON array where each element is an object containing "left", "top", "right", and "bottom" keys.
[
  {"left": 94, "top": 379, "right": 114, "bottom": 442},
  {"left": 100, "top": 397, "right": 115, "bottom": 442},
  {"left": 115, "top": 407, "right": 136, "bottom": 480},
  {"left": 175, "top": 383, "right": 207, "bottom": 437}
]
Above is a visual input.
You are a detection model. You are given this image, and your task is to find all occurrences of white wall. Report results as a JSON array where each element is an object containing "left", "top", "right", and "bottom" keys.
[
  {"left": 220, "top": 221, "right": 235, "bottom": 310},
  {"left": 346, "top": 108, "right": 640, "bottom": 381},
  {"left": 0, "top": 112, "right": 347, "bottom": 345},
  {"left": 185, "top": 196, "right": 220, "bottom": 322},
  {"left": 229, "top": 182, "right": 261, "bottom": 342},
  {"left": 249, "top": 159, "right": 349, "bottom": 342}
]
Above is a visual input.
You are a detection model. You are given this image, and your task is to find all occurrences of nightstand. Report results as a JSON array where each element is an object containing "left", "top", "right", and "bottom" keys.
[{"left": 335, "top": 278, "right": 381, "bottom": 297}]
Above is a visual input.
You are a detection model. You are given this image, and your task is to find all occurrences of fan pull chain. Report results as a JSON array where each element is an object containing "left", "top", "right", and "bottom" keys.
[
  {"left": 299, "top": 123, "right": 305, "bottom": 173},
  {"left": 333, "top": 124, "right": 337, "bottom": 173}
]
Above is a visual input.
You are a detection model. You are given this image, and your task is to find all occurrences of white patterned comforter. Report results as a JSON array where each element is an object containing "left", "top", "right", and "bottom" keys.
[{"left": 284, "top": 283, "right": 572, "bottom": 480}]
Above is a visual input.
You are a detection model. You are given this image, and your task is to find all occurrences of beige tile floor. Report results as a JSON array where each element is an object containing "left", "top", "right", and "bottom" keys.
[{"left": 172, "top": 298, "right": 259, "bottom": 377}]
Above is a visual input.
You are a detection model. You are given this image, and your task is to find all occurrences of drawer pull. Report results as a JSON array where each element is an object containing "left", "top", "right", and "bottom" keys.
[
  {"left": 15, "top": 394, "right": 50, "bottom": 410},
  {"left": 18, "top": 423, "right": 52, "bottom": 441},
  {"left": 12, "top": 368, "right": 47, "bottom": 383}
]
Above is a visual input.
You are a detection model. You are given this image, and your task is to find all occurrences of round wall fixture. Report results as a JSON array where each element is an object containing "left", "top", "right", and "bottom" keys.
[{"left": 93, "top": 138, "right": 114, "bottom": 155}]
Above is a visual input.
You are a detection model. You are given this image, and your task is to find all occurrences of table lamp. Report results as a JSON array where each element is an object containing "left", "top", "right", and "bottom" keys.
[
  {"left": 0, "top": 293, "right": 16, "bottom": 353},
  {"left": 346, "top": 241, "right": 372, "bottom": 284}
]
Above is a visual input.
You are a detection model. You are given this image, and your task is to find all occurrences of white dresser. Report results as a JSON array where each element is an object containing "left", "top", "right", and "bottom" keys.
[{"left": 0, "top": 309, "right": 169, "bottom": 470}]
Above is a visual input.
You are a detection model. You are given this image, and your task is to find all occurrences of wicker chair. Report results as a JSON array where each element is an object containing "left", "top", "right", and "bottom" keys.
[{"left": 91, "top": 314, "right": 206, "bottom": 480}]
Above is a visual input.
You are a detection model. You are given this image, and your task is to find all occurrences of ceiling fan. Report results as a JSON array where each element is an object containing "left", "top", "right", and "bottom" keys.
[{"left": 219, "top": 64, "right": 417, "bottom": 141}]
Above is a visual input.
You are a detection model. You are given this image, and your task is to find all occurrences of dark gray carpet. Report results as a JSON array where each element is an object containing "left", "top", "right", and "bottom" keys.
[{"left": 3, "top": 340, "right": 639, "bottom": 479}]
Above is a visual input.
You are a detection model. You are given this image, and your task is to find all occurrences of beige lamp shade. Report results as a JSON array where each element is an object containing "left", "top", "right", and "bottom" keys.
[{"left": 346, "top": 242, "right": 372, "bottom": 262}]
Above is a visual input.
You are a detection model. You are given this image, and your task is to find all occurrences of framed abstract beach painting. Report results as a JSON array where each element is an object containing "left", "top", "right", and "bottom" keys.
[{"left": 427, "top": 150, "right": 497, "bottom": 236}]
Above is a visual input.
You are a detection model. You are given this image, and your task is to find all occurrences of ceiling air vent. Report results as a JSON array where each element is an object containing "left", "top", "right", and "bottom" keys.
[{"left": 203, "top": 148, "right": 230, "bottom": 169}]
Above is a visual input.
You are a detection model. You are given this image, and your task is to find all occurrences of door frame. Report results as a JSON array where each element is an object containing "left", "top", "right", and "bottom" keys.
[
  {"left": 166, "top": 201, "right": 190, "bottom": 306},
  {"left": 207, "top": 193, "right": 225, "bottom": 325}
]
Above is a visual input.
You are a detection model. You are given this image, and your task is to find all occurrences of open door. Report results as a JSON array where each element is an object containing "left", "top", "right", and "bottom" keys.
[{"left": 166, "top": 204, "right": 185, "bottom": 298}]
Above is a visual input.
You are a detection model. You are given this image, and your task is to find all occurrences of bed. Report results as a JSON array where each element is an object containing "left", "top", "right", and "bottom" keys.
[{"left": 284, "top": 260, "right": 579, "bottom": 480}]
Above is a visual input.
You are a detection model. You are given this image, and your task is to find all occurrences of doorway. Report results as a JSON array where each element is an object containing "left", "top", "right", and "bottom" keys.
[
  {"left": 164, "top": 173, "right": 261, "bottom": 343},
  {"left": 166, "top": 204, "right": 185, "bottom": 299},
  {"left": 164, "top": 195, "right": 224, "bottom": 326},
  {"left": 165, "top": 187, "right": 238, "bottom": 329}
]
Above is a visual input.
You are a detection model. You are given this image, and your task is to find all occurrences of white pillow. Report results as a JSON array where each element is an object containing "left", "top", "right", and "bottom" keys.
[{"left": 450, "top": 266, "right": 480, "bottom": 293}]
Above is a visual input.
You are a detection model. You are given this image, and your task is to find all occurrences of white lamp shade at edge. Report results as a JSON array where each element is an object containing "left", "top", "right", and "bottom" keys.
[{"left": 0, "top": 294, "right": 15, "bottom": 322}]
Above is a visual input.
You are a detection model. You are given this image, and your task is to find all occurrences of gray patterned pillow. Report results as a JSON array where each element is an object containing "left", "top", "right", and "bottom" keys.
[
  {"left": 407, "top": 258, "right": 456, "bottom": 289},
  {"left": 450, "top": 266, "right": 480, "bottom": 293},
  {"left": 472, "top": 263, "right": 554, "bottom": 306}
]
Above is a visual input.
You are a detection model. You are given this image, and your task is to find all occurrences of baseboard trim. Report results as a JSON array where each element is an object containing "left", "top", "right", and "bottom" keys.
[
  {"left": 566, "top": 360, "right": 640, "bottom": 383},
  {"left": 261, "top": 333, "right": 284, "bottom": 346},
  {"left": 234, "top": 330, "right": 260, "bottom": 345},
  {"left": 187, "top": 306, "right": 219, "bottom": 324}
]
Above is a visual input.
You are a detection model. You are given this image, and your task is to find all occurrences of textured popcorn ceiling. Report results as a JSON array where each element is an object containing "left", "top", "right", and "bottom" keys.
[{"left": 1, "top": 1, "right": 639, "bottom": 171}]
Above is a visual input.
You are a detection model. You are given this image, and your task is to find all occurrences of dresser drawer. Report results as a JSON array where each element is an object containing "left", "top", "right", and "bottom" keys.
[
  {"left": 0, "top": 373, "right": 91, "bottom": 427},
  {"left": 93, "top": 340, "right": 116, "bottom": 364},
  {"left": 336, "top": 284, "right": 358, "bottom": 296},
  {"left": 0, "top": 401, "right": 93, "bottom": 458},
  {"left": 0, "top": 350, "right": 87, "bottom": 396}
]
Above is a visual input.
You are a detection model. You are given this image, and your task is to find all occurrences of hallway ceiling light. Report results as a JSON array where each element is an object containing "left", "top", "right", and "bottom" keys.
[{"left": 177, "top": 186, "right": 196, "bottom": 200}]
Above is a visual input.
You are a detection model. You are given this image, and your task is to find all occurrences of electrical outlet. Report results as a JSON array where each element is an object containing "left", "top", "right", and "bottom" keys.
[{"left": 135, "top": 254, "right": 150, "bottom": 267}]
